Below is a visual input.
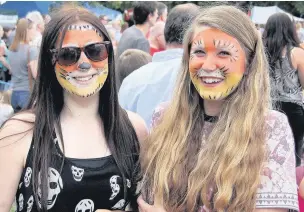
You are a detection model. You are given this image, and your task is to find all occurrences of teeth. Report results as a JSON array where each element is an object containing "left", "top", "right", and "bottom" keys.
[
  {"left": 75, "top": 76, "right": 93, "bottom": 81},
  {"left": 202, "top": 78, "right": 223, "bottom": 84}
]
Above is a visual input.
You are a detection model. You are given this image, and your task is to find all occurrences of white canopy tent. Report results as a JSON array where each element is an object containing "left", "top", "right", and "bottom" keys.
[
  {"left": 251, "top": 6, "right": 304, "bottom": 24},
  {"left": 0, "top": 14, "right": 18, "bottom": 28}
]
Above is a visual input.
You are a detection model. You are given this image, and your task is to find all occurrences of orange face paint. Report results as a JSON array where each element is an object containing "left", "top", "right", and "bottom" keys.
[
  {"left": 55, "top": 22, "right": 109, "bottom": 97},
  {"left": 189, "top": 28, "right": 246, "bottom": 100}
]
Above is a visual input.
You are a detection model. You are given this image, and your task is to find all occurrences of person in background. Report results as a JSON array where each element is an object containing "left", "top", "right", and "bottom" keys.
[
  {"left": 26, "top": 11, "right": 45, "bottom": 48},
  {"left": 0, "top": 90, "right": 13, "bottom": 126},
  {"left": 26, "top": 11, "right": 44, "bottom": 81},
  {"left": 119, "top": 3, "right": 200, "bottom": 127},
  {"left": 149, "top": 21, "right": 166, "bottom": 56},
  {"left": 156, "top": 2, "right": 168, "bottom": 23},
  {"left": 117, "top": 2, "right": 158, "bottom": 58},
  {"left": 263, "top": 13, "right": 304, "bottom": 166},
  {"left": 2, "top": 27, "right": 13, "bottom": 48},
  {"left": 121, "top": 22, "right": 129, "bottom": 34},
  {"left": 116, "top": 49, "right": 152, "bottom": 88},
  {"left": 43, "top": 14, "right": 51, "bottom": 25},
  {"left": 139, "top": 5, "right": 298, "bottom": 212},
  {"left": 105, "top": 27, "right": 118, "bottom": 53},
  {"left": 296, "top": 22, "right": 304, "bottom": 43},
  {"left": 7, "top": 18, "right": 38, "bottom": 112},
  {"left": 99, "top": 15, "right": 109, "bottom": 26},
  {"left": 111, "top": 20, "right": 122, "bottom": 42},
  {"left": 0, "top": 26, "right": 10, "bottom": 72},
  {"left": 4, "top": 26, "right": 16, "bottom": 48}
]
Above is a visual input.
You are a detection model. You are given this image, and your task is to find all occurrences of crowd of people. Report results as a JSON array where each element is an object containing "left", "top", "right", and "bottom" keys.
[{"left": 0, "top": 2, "right": 304, "bottom": 212}]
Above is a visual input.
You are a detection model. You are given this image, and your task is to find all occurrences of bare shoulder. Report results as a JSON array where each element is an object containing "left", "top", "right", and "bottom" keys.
[
  {"left": 126, "top": 110, "right": 148, "bottom": 142},
  {"left": 292, "top": 46, "right": 304, "bottom": 55},
  {"left": 0, "top": 111, "right": 35, "bottom": 150},
  {"left": 291, "top": 47, "right": 304, "bottom": 63}
]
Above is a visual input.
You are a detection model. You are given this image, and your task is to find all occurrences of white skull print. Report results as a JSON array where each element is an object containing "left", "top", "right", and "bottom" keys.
[
  {"left": 109, "top": 175, "right": 120, "bottom": 200},
  {"left": 24, "top": 167, "right": 32, "bottom": 187},
  {"left": 27, "top": 196, "right": 34, "bottom": 212},
  {"left": 19, "top": 193, "right": 24, "bottom": 211},
  {"left": 71, "top": 165, "right": 85, "bottom": 182},
  {"left": 112, "top": 199, "right": 125, "bottom": 210},
  {"left": 75, "top": 199, "right": 94, "bottom": 212},
  {"left": 37, "top": 167, "right": 63, "bottom": 209}
]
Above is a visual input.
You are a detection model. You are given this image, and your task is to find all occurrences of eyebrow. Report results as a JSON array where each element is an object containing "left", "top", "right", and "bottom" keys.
[
  {"left": 192, "top": 39, "right": 204, "bottom": 48},
  {"left": 213, "top": 39, "right": 236, "bottom": 51},
  {"left": 62, "top": 43, "right": 79, "bottom": 48}
]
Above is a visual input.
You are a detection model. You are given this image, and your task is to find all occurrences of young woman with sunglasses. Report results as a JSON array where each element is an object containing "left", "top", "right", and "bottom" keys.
[{"left": 0, "top": 6, "right": 147, "bottom": 212}]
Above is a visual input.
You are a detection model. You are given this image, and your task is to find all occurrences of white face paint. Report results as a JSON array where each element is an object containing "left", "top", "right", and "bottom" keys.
[
  {"left": 37, "top": 167, "right": 63, "bottom": 209},
  {"left": 19, "top": 193, "right": 24, "bottom": 211},
  {"left": 74, "top": 199, "right": 95, "bottom": 212},
  {"left": 24, "top": 167, "right": 32, "bottom": 187},
  {"left": 71, "top": 165, "right": 85, "bottom": 182},
  {"left": 109, "top": 175, "right": 120, "bottom": 200},
  {"left": 112, "top": 199, "right": 126, "bottom": 210},
  {"left": 27, "top": 195, "right": 34, "bottom": 212}
]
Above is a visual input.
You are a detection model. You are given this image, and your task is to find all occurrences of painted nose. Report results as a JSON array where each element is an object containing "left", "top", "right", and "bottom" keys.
[{"left": 78, "top": 62, "right": 91, "bottom": 71}]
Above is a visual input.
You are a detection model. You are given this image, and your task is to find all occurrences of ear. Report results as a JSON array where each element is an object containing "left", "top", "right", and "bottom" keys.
[
  {"left": 159, "top": 15, "right": 164, "bottom": 22},
  {"left": 148, "top": 13, "right": 153, "bottom": 22},
  {"left": 148, "top": 11, "right": 156, "bottom": 22}
]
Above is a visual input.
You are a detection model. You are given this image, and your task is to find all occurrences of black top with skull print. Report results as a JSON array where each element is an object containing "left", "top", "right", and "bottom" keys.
[{"left": 15, "top": 136, "right": 134, "bottom": 212}]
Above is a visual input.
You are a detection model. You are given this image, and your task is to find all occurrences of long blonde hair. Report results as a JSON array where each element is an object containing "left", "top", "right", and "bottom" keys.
[
  {"left": 141, "top": 5, "right": 271, "bottom": 212},
  {"left": 9, "top": 18, "right": 33, "bottom": 51}
]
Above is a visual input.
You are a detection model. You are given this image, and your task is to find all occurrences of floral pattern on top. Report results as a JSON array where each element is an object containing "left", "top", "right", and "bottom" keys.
[{"left": 150, "top": 103, "right": 298, "bottom": 211}]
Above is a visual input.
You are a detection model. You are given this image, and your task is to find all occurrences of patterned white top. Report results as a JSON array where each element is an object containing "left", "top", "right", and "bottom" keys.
[{"left": 151, "top": 103, "right": 299, "bottom": 211}]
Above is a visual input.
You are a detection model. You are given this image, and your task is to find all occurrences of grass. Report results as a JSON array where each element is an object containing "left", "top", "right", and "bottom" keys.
[{"left": 10, "top": 201, "right": 16, "bottom": 212}]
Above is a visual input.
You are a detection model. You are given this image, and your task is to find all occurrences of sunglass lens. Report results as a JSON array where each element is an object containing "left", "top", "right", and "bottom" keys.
[
  {"left": 86, "top": 43, "right": 108, "bottom": 62},
  {"left": 58, "top": 47, "right": 80, "bottom": 66}
]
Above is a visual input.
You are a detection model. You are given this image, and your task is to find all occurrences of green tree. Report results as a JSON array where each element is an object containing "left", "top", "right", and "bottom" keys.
[{"left": 49, "top": 1, "right": 304, "bottom": 19}]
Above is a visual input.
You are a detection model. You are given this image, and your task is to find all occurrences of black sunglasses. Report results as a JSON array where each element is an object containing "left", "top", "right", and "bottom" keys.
[{"left": 50, "top": 41, "right": 111, "bottom": 66}]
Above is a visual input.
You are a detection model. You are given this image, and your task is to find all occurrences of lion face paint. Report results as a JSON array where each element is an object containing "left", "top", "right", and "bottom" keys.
[
  {"left": 55, "top": 22, "right": 109, "bottom": 97},
  {"left": 189, "top": 27, "right": 246, "bottom": 100}
]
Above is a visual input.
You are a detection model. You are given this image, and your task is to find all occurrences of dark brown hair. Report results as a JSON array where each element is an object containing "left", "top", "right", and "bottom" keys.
[{"left": 23, "top": 6, "right": 140, "bottom": 211}]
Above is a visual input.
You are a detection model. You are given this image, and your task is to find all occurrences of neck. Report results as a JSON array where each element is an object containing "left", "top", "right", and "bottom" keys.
[
  {"left": 149, "top": 38, "right": 159, "bottom": 49},
  {"left": 165, "top": 43, "right": 183, "bottom": 50},
  {"left": 61, "top": 92, "right": 99, "bottom": 119},
  {"left": 136, "top": 23, "right": 150, "bottom": 37},
  {"left": 203, "top": 99, "right": 224, "bottom": 116}
]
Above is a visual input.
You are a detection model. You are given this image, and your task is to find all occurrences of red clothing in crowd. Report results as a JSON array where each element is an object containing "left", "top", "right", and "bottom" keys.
[
  {"left": 150, "top": 47, "right": 164, "bottom": 56},
  {"left": 296, "top": 166, "right": 304, "bottom": 211}
]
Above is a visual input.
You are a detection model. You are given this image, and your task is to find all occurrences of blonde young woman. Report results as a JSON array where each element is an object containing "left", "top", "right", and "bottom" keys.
[
  {"left": 138, "top": 5, "right": 298, "bottom": 212},
  {"left": 7, "top": 18, "right": 37, "bottom": 112}
]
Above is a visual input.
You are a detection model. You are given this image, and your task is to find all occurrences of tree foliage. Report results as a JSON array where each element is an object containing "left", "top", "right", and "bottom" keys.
[{"left": 51, "top": 1, "right": 304, "bottom": 18}]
